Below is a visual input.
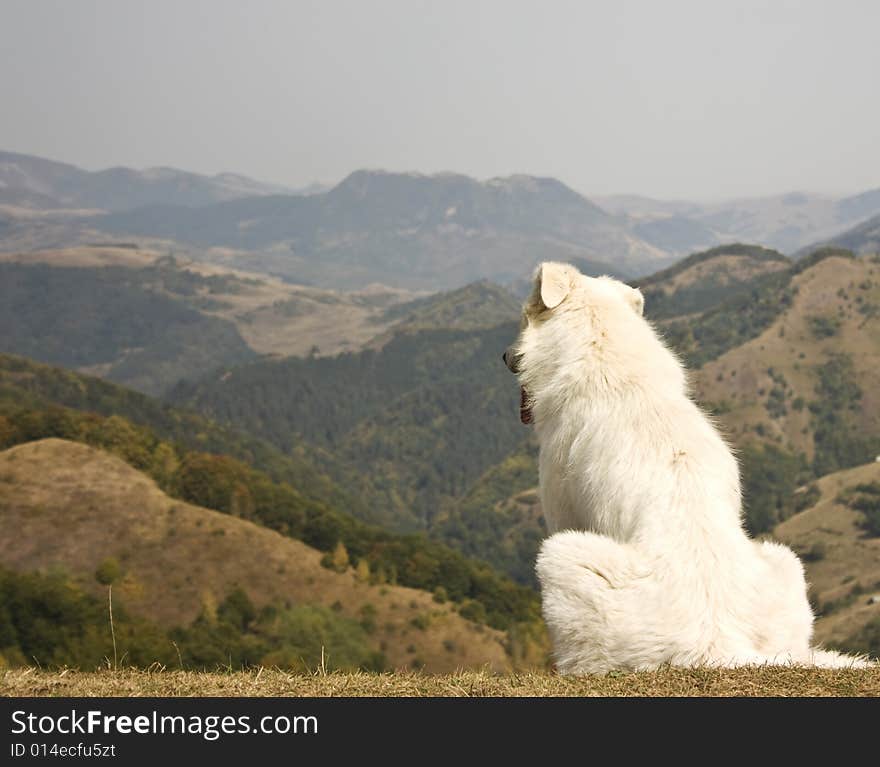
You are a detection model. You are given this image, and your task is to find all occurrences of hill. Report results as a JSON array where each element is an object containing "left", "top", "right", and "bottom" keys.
[
  {"left": 0, "top": 380, "right": 544, "bottom": 641},
  {"left": 367, "top": 280, "right": 520, "bottom": 342},
  {"left": 91, "top": 170, "right": 669, "bottom": 288},
  {"left": 694, "top": 251, "right": 880, "bottom": 477},
  {"left": 3, "top": 667, "right": 879, "bottom": 697},
  {"left": 773, "top": 460, "right": 880, "bottom": 656},
  {"left": 0, "top": 261, "right": 257, "bottom": 396},
  {"left": 635, "top": 243, "right": 791, "bottom": 320},
  {"left": 0, "top": 149, "right": 292, "bottom": 211},
  {"left": 0, "top": 439, "right": 518, "bottom": 673},
  {"left": 169, "top": 320, "right": 527, "bottom": 531},
  {"left": 0, "top": 251, "right": 430, "bottom": 392},
  {"left": 0, "top": 352, "right": 362, "bottom": 517}
]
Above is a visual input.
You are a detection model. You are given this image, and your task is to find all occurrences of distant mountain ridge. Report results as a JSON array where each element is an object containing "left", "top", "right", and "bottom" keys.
[
  {"left": 797, "top": 211, "right": 880, "bottom": 257},
  {"left": 0, "top": 149, "right": 295, "bottom": 211},
  {"left": 598, "top": 188, "right": 880, "bottom": 257},
  {"left": 92, "top": 168, "right": 668, "bottom": 288},
  {"left": 2, "top": 148, "right": 877, "bottom": 291}
]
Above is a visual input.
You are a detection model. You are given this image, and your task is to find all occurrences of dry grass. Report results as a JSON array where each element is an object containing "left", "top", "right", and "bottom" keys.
[
  {"left": 3, "top": 667, "right": 879, "bottom": 698},
  {"left": 654, "top": 252, "right": 789, "bottom": 294}
]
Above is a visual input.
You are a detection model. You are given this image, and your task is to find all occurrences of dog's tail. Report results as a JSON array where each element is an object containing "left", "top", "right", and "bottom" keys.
[{"left": 807, "top": 647, "right": 875, "bottom": 669}]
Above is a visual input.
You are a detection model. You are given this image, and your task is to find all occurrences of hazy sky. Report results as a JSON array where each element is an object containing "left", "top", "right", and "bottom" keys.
[{"left": 2, "top": 0, "right": 878, "bottom": 199}]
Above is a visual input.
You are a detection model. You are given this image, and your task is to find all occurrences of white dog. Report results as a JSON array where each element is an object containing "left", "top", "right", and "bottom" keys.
[{"left": 505, "top": 261, "right": 869, "bottom": 674}]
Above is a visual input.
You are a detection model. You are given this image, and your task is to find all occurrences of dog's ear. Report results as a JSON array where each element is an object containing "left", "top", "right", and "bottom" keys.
[
  {"left": 538, "top": 262, "right": 571, "bottom": 309},
  {"left": 626, "top": 286, "right": 645, "bottom": 316}
]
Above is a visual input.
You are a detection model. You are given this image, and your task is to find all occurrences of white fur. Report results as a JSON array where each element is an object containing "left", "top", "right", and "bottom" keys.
[{"left": 513, "top": 262, "right": 871, "bottom": 674}]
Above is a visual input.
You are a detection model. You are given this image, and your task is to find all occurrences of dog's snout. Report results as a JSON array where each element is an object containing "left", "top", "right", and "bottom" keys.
[{"left": 503, "top": 348, "right": 520, "bottom": 374}]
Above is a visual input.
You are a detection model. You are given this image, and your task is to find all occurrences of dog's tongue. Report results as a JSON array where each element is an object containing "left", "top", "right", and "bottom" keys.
[{"left": 520, "top": 387, "right": 533, "bottom": 425}]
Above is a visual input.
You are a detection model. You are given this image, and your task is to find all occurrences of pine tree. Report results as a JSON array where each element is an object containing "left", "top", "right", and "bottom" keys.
[
  {"left": 330, "top": 541, "right": 350, "bottom": 573},
  {"left": 355, "top": 558, "right": 370, "bottom": 582}
]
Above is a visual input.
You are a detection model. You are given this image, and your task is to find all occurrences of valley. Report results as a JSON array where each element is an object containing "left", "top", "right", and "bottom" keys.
[{"left": 2, "top": 149, "right": 880, "bottom": 670}]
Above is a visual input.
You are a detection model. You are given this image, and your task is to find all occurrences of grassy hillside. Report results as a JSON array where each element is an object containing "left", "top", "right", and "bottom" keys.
[
  {"left": 4, "top": 667, "right": 879, "bottom": 697},
  {"left": 0, "top": 347, "right": 542, "bottom": 592},
  {"left": 0, "top": 405, "right": 542, "bottom": 634},
  {"left": 695, "top": 251, "right": 880, "bottom": 474},
  {"left": 774, "top": 460, "right": 880, "bottom": 656},
  {"left": 0, "top": 439, "right": 524, "bottom": 673},
  {"left": 636, "top": 243, "right": 791, "bottom": 320}
]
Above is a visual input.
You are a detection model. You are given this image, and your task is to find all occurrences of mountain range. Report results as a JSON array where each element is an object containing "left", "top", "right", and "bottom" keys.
[
  {"left": 5, "top": 149, "right": 879, "bottom": 291},
  {"left": 599, "top": 189, "right": 880, "bottom": 256},
  {"left": 0, "top": 149, "right": 296, "bottom": 210}
]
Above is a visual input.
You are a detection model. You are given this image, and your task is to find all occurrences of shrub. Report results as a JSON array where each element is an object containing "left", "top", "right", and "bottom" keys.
[
  {"left": 800, "top": 542, "right": 827, "bottom": 562},
  {"left": 409, "top": 614, "right": 430, "bottom": 631},
  {"left": 849, "top": 483, "right": 880, "bottom": 537},
  {"left": 94, "top": 558, "right": 121, "bottom": 586},
  {"left": 807, "top": 314, "right": 841, "bottom": 339},
  {"left": 458, "top": 599, "right": 487, "bottom": 624}
]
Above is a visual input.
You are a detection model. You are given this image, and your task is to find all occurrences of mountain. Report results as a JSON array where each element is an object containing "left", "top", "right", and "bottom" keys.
[
  {"left": 0, "top": 150, "right": 292, "bottom": 211},
  {"left": 599, "top": 188, "right": 880, "bottom": 257},
  {"left": 0, "top": 438, "right": 515, "bottom": 672},
  {"left": 797, "top": 212, "right": 880, "bottom": 258},
  {"left": 0, "top": 150, "right": 675, "bottom": 289},
  {"left": 87, "top": 170, "right": 668, "bottom": 289}
]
